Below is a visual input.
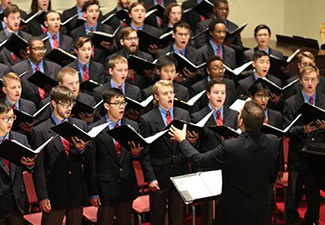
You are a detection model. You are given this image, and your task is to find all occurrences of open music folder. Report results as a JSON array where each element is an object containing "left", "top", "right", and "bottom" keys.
[{"left": 171, "top": 170, "right": 223, "bottom": 204}]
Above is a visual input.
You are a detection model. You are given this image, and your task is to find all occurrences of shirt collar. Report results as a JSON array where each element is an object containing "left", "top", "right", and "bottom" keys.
[
  {"left": 51, "top": 113, "right": 68, "bottom": 125},
  {"left": 208, "top": 104, "right": 224, "bottom": 120},
  {"left": 173, "top": 43, "right": 186, "bottom": 55},
  {"left": 5, "top": 98, "right": 19, "bottom": 110},
  {"left": 302, "top": 91, "right": 316, "bottom": 104},
  {"left": 29, "top": 59, "right": 44, "bottom": 72},
  {"left": 130, "top": 22, "right": 143, "bottom": 31},
  {"left": 105, "top": 114, "right": 121, "bottom": 129},
  {"left": 0, "top": 133, "right": 9, "bottom": 143}
]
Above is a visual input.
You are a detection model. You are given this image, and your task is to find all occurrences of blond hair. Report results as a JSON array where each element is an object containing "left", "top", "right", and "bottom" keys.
[
  {"left": 2, "top": 72, "right": 21, "bottom": 87},
  {"left": 57, "top": 67, "right": 78, "bottom": 82},
  {"left": 108, "top": 55, "right": 128, "bottom": 69}
]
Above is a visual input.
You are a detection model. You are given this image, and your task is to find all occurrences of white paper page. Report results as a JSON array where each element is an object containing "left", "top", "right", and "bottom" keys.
[
  {"left": 144, "top": 130, "right": 168, "bottom": 144},
  {"left": 233, "top": 61, "right": 252, "bottom": 75},
  {"left": 87, "top": 122, "right": 110, "bottom": 138},
  {"left": 195, "top": 110, "right": 214, "bottom": 127},
  {"left": 187, "top": 90, "right": 206, "bottom": 106},
  {"left": 229, "top": 97, "right": 251, "bottom": 112},
  {"left": 34, "top": 135, "right": 57, "bottom": 154},
  {"left": 200, "top": 170, "right": 223, "bottom": 196},
  {"left": 141, "top": 95, "right": 154, "bottom": 107}
]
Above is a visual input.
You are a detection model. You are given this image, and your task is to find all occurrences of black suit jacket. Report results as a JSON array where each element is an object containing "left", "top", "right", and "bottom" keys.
[
  {"left": 86, "top": 117, "right": 139, "bottom": 206},
  {"left": 237, "top": 73, "right": 282, "bottom": 97},
  {"left": 26, "top": 20, "right": 45, "bottom": 37},
  {"left": 71, "top": 23, "right": 116, "bottom": 64},
  {"left": 101, "top": 7, "right": 123, "bottom": 30},
  {"left": 179, "top": 130, "right": 279, "bottom": 225},
  {"left": 65, "top": 59, "right": 106, "bottom": 84},
  {"left": 39, "top": 32, "right": 74, "bottom": 53},
  {"left": 31, "top": 117, "right": 91, "bottom": 209},
  {"left": 198, "top": 43, "right": 236, "bottom": 69},
  {"left": 191, "top": 105, "right": 238, "bottom": 154},
  {"left": 0, "top": 30, "right": 32, "bottom": 66},
  {"left": 194, "top": 18, "right": 243, "bottom": 53},
  {"left": 189, "top": 77, "right": 236, "bottom": 112},
  {"left": 139, "top": 0, "right": 176, "bottom": 28},
  {"left": 0, "top": 131, "right": 30, "bottom": 218},
  {"left": 11, "top": 60, "right": 61, "bottom": 107},
  {"left": 142, "top": 81, "right": 189, "bottom": 101},
  {"left": 11, "top": 98, "right": 37, "bottom": 133},
  {"left": 0, "top": 63, "right": 10, "bottom": 78},
  {"left": 139, "top": 107, "right": 190, "bottom": 188},
  {"left": 283, "top": 92, "right": 325, "bottom": 171}
]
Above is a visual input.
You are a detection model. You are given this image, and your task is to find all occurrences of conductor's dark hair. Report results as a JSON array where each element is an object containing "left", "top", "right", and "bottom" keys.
[
  {"left": 254, "top": 24, "right": 271, "bottom": 37},
  {"left": 249, "top": 81, "right": 270, "bottom": 97},
  {"left": 252, "top": 50, "right": 269, "bottom": 62},
  {"left": 241, "top": 101, "right": 265, "bottom": 130},
  {"left": 102, "top": 88, "right": 124, "bottom": 104},
  {"left": 0, "top": 100, "right": 13, "bottom": 114},
  {"left": 173, "top": 21, "right": 190, "bottom": 34},
  {"left": 155, "top": 55, "right": 177, "bottom": 71},
  {"left": 207, "top": 78, "right": 226, "bottom": 93},
  {"left": 208, "top": 19, "right": 226, "bottom": 32}
]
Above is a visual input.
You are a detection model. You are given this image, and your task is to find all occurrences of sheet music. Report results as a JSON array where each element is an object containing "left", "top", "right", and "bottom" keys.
[
  {"left": 87, "top": 122, "right": 110, "bottom": 138},
  {"left": 200, "top": 170, "right": 223, "bottom": 196},
  {"left": 144, "top": 129, "right": 168, "bottom": 144},
  {"left": 229, "top": 97, "right": 251, "bottom": 112}
]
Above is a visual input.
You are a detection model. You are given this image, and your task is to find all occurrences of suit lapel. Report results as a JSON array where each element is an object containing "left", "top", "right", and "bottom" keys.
[
  {"left": 153, "top": 108, "right": 173, "bottom": 151},
  {"left": 103, "top": 129, "right": 121, "bottom": 165}
]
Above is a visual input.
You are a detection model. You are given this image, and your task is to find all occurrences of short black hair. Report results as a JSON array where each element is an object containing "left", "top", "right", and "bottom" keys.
[
  {"left": 27, "top": 36, "right": 43, "bottom": 48},
  {"left": 173, "top": 21, "right": 190, "bottom": 34},
  {"left": 206, "top": 55, "right": 223, "bottom": 68},
  {"left": 102, "top": 88, "right": 124, "bottom": 104},
  {"left": 208, "top": 19, "right": 226, "bottom": 33},
  {"left": 0, "top": 100, "right": 12, "bottom": 114},
  {"left": 252, "top": 50, "right": 269, "bottom": 62},
  {"left": 254, "top": 24, "right": 271, "bottom": 37},
  {"left": 207, "top": 78, "right": 226, "bottom": 93},
  {"left": 249, "top": 81, "right": 270, "bottom": 97},
  {"left": 156, "top": 55, "right": 177, "bottom": 71}
]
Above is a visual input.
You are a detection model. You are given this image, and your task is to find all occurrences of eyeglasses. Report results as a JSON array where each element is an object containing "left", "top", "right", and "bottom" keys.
[
  {"left": 256, "top": 94, "right": 270, "bottom": 100},
  {"left": 30, "top": 47, "right": 47, "bottom": 53},
  {"left": 175, "top": 33, "right": 190, "bottom": 37},
  {"left": 125, "top": 37, "right": 139, "bottom": 41},
  {"left": 209, "top": 67, "right": 225, "bottom": 72},
  {"left": 58, "top": 101, "right": 76, "bottom": 108},
  {"left": 256, "top": 33, "right": 269, "bottom": 37},
  {"left": 0, "top": 115, "right": 16, "bottom": 123},
  {"left": 109, "top": 101, "right": 128, "bottom": 107}
]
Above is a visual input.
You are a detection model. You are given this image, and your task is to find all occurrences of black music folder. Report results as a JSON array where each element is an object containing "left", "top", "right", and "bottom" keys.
[
  {"left": 172, "top": 53, "right": 206, "bottom": 73},
  {"left": 251, "top": 77, "right": 299, "bottom": 96},
  {"left": 171, "top": 170, "right": 222, "bottom": 204},
  {"left": 174, "top": 90, "right": 206, "bottom": 110},
  {"left": 294, "top": 103, "right": 325, "bottom": 124},
  {"left": 125, "top": 96, "right": 153, "bottom": 111},
  {"left": 50, "top": 121, "right": 109, "bottom": 142},
  {"left": 13, "top": 102, "right": 51, "bottom": 125},
  {"left": 27, "top": 71, "right": 59, "bottom": 92},
  {"left": 80, "top": 79, "right": 102, "bottom": 93},
  {"left": 183, "top": 0, "right": 214, "bottom": 19},
  {"left": 163, "top": 110, "right": 214, "bottom": 134},
  {"left": 138, "top": 30, "right": 173, "bottom": 52},
  {"left": 71, "top": 99, "right": 103, "bottom": 116},
  {"left": 224, "top": 61, "right": 252, "bottom": 77},
  {"left": 45, "top": 48, "right": 77, "bottom": 67},
  {"left": 61, "top": 14, "right": 85, "bottom": 30},
  {"left": 20, "top": 11, "right": 45, "bottom": 26},
  {"left": 128, "top": 55, "right": 156, "bottom": 74},
  {"left": 269, "top": 49, "right": 301, "bottom": 79},
  {"left": 145, "top": 4, "right": 165, "bottom": 20},
  {"left": 208, "top": 125, "right": 241, "bottom": 139},
  {"left": 5, "top": 33, "right": 28, "bottom": 59},
  {"left": 101, "top": 9, "right": 130, "bottom": 25},
  {"left": 276, "top": 34, "right": 319, "bottom": 50},
  {"left": 88, "top": 27, "right": 119, "bottom": 49},
  {"left": 225, "top": 23, "right": 248, "bottom": 41},
  {"left": 0, "top": 136, "right": 56, "bottom": 166},
  {"left": 107, "top": 124, "right": 168, "bottom": 150}
]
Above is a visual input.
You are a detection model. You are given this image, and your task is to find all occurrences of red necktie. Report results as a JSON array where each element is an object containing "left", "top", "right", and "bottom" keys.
[
  {"left": 156, "top": 0, "right": 162, "bottom": 27},
  {"left": 121, "top": 22, "right": 127, "bottom": 27},
  {"left": 117, "top": 86, "right": 122, "bottom": 90},
  {"left": 309, "top": 96, "right": 314, "bottom": 105},
  {"left": 200, "top": 16, "right": 205, "bottom": 22},
  {"left": 217, "top": 45, "right": 221, "bottom": 57},
  {"left": 61, "top": 137, "right": 70, "bottom": 158},
  {"left": 166, "top": 110, "right": 172, "bottom": 125},
  {"left": 90, "top": 28, "right": 94, "bottom": 33},
  {"left": 12, "top": 104, "right": 16, "bottom": 109},
  {"left": 2, "top": 159, "right": 10, "bottom": 174},
  {"left": 35, "top": 66, "right": 46, "bottom": 100},
  {"left": 53, "top": 34, "right": 59, "bottom": 49},
  {"left": 83, "top": 65, "right": 89, "bottom": 81},
  {"left": 264, "top": 117, "right": 269, "bottom": 124},
  {"left": 11, "top": 53, "right": 17, "bottom": 64},
  {"left": 114, "top": 124, "right": 121, "bottom": 158},
  {"left": 42, "top": 25, "right": 47, "bottom": 34},
  {"left": 216, "top": 111, "right": 223, "bottom": 126}
]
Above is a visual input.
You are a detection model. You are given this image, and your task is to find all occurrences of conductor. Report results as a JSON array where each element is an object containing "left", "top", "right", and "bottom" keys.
[{"left": 169, "top": 101, "right": 279, "bottom": 225}]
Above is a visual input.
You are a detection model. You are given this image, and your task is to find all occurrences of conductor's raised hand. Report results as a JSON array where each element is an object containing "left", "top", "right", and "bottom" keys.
[{"left": 169, "top": 124, "right": 187, "bottom": 143}]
